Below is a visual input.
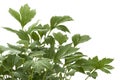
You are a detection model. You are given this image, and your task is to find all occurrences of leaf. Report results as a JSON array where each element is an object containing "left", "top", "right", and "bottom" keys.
[
  {"left": 72, "top": 34, "right": 91, "bottom": 46},
  {"left": 17, "top": 30, "right": 29, "bottom": 41},
  {"left": 53, "top": 32, "right": 68, "bottom": 45},
  {"left": 23, "top": 60, "right": 34, "bottom": 71},
  {"left": 3, "top": 54, "right": 23, "bottom": 69},
  {"left": 3, "top": 27, "right": 18, "bottom": 33},
  {"left": 17, "top": 40, "right": 29, "bottom": 47},
  {"left": 31, "top": 31, "right": 40, "bottom": 41},
  {"left": 45, "top": 36, "right": 55, "bottom": 47},
  {"left": 79, "top": 35, "right": 91, "bottom": 43},
  {"left": 100, "top": 68, "right": 111, "bottom": 74},
  {"left": 104, "top": 65, "right": 114, "bottom": 70},
  {"left": 7, "top": 43, "right": 25, "bottom": 51},
  {"left": 89, "top": 71, "right": 98, "bottom": 79},
  {"left": 20, "top": 4, "right": 36, "bottom": 27},
  {"left": 29, "top": 51, "right": 46, "bottom": 58},
  {"left": 65, "top": 52, "right": 84, "bottom": 65},
  {"left": 55, "top": 44, "right": 71, "bottom": 60},
  {"left": 100, "top": 58, "right": 113, "bottom": 64},
  {"left": 56, "top": 25, "right": 70, "bottom": 33},
  {"left": 0, "top": 45, "right": 7, "bottom": 53},
  {"left": 54, "top": 64, "right": 64, "bottom": 73},
  {"left": 9, "top": 8, "right": 21, "bottom": 22},
  {"left": 32, "top": 58, "right": 52, "bottom": 73},
  {"left": 72, "top": 34, "right": 81, "bottom": 46},
  {"left": 27, "top": 21, "right": 39, "bottom": 34},
  {"left": 50, "top": 16, "right": 73, "bottom": 29}
]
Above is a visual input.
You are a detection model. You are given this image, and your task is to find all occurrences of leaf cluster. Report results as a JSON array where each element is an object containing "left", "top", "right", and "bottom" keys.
[{"left": 0, "top": 4, "right": 114, "bottom": 80}]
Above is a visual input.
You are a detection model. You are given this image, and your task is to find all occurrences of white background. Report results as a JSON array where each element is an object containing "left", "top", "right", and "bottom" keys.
[{"left": 0, "top": 0, "right": 120, "bottom": 80}]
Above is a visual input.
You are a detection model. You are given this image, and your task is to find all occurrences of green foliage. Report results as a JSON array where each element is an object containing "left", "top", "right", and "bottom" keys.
[{"left": 0, "top": 4, "right": 114, "bottom": 80}]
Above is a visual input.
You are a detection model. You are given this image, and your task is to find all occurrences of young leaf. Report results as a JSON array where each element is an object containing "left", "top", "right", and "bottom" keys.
[
  {"left": 9, "top": 8, "right": 21, "bottom": 22},
  {"left": 53, "top": 32, "right": 68, "bottom": 45},
  {"left": 20, "top": 4, "right": 36, "bottom": 27},
  {"left": 56, "top": 25, "right": 70, "bottom": 33},
  {"left": 50, "top": 16, "right": 73, "bottom": 29}
]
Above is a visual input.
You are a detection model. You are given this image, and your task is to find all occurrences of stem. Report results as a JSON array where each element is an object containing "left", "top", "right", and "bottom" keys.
[{"left": 85, "top": 69, "right": 96, "bottom": 80}]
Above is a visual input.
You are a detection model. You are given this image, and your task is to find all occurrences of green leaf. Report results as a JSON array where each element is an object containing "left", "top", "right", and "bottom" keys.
[
  {"left": 55, "top": 44, "right": 78, "bottom": 62},
  {"left": 65, "top": 52, "right": 84, "bottom": 65},
  {"left": 56, "top": 25, "right": 70, "bottom": 33},
  {"left": 23, "top": 60, "right": 34, "bottom": 71},
  {"left": 9, "top": 8, "right": 21, "bottom": 22},
  {"left": 45, "top": 36, "right": 55, "bottom": 47},
  {"left": 31, "top": 31, "right": 40, "bottom": 41},
  {"left": 104, "top": 65, "right": 114, "bottom": 70},
  {"left": 53, "top": 32, "right": 68, "bottom": 45},
  {"left": 27, "top": 21, "right": 39, "bottom": 34},
  {"left": 3, "top": 27, "right": 18, "bottom": 33},
  {"left": 3, "top": 54, "right": 23, "bottom": 69},
  {"left": 79, "top": 35, "right": 91, "bottom": 43},
  {"left": 20, "top": 4, "right": 36, "bottom": 27},
  {"left": 72, "top": 34, "right": 81, "bottom": 46},
  {"left": 17, "top": 30, "right": 29, "bottom": 41},
  {"left": 7, "top": 43, "right": 25, "bottom": 51},
  {"left": 89, "top": 71, "right": 98, "bottom": 79},
  {"left": 50, "top": 16, "right": 73, "bottom": 29},
  {"left": 100, "top": 68, "right": 111, "bottom": 74},
  {"left": 29, "top": 51, "right": 46, "bottom": 58},
  {"left": 100, "top": 58, "right": 113, "bottom": 64},
  {"left": 0, "top": 45, "right": 7, "bottom": 53},
  {"left": 17, "top": 40, "right": 29, "bottom": 47},
  {"left": 32, "top": 58, "right": 52, "bottom": 73},
  {"left": 54, "top": 64, "right": 64, "bottom": 73},
  {"left": 72, "top": 34, "right": 91, "bottom": 46}
]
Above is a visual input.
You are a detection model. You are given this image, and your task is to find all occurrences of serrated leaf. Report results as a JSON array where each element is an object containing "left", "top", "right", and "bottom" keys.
[
  {"left": 9, "top": 8, "right": 21, "bottom": 22},
  {"left": 20, "top": 4, "right": 36, "bottom": 27},
  {"left": 53, "top": 32, "right": 68, "bottom": 45},
  {"left": 31, "top": 31, "right": 40, "bottom": 41},
  {"left": 50, "top": 16, "right": 73, "bottom": 29},
  {"left": 56, "top": 25, "right": 70, "bottom": 33}
]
